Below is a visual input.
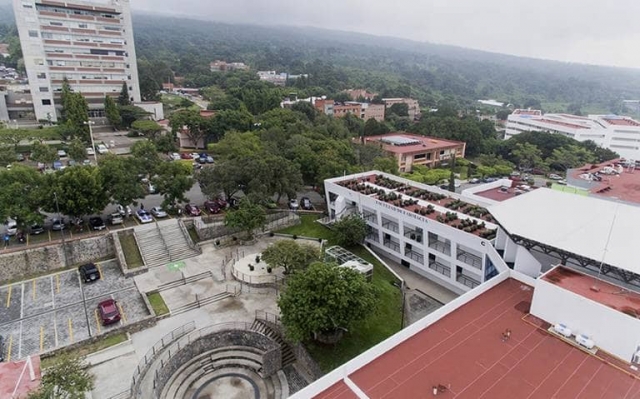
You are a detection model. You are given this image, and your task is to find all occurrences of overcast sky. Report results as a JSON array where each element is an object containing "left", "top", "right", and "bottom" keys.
[{"left": 131, "top": 0, "right": 640, "bottom": 69}]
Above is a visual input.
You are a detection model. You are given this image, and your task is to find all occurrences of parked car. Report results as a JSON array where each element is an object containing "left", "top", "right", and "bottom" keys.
[
  {"left": 557, "top": 179, "right": 567, "bottom": 185},
  {"left": 82, "top": 159, "right": 92, "bottom": 166},
  {"left": 197, "top": 153, "right": 208, "bottom": 164},
  {"left": 5, "top": 219, "right": 17, "bottom": 236},
  {"left": 86, "top": 147, "right": 95, "bottom": 156},
  {"left": 170, "top": 153, "right": 181, "bottom": 161},
  {"left": 147, "top": 182, "right": 156, "bottom": 194},
  {"left": 30, "top": 223, "right": 45, "bottom": 235},
  {"left": 190, "top": 153, "right": 199, "bottom": 160},
  {"left": 97, "top": 299, "right": 121, "bottom": 326},
  {"left": 135, "top": 209, "right": 153, "bottom": 223},
  {"left": 53, "top": 160, "right": 64, "bottom": 171},
  {"left": 89, "top": 216, "right": 106, "bottom": 231},
  {"left": 300, "top": 197, "right": 313, "bottom": 210},
  {"left": 205, "top": 155, "right": 214, "bottom": 164},
  {"left": 79, "top": 263, "right": 101, "bottom": 283},
  {"left": 185, "top": 203, "right": 202, "bottom": 216},
  {"left": 110, "top": 213, "right": 123, "bottom": 225},
  {"left": 16, "top": 153, "right": 24, "bottom": 162},
  {"left": 180, "top": 153, "right": 192, "bottom": 160},
  {"left": 468, "top": 178, "right": 481, "bottom": 184},
  {"left": 57, "top": 149, "right": 67, "bottom": 158},
  {"left": 483, "top": 177, "right": 498, "bottom": 183},
  {"left": 203, "top": 200, "right": 221, "bottom": 214},
  {"left": 150, "top": 206, "right": 167, "bottom": 218},
  {"left": 96, "top": 144, "right": 109, "bottom": 155},
  {"left": 549, "top": 173, "right": 563, "bottom": 180},
  {"left": 117, "top": 205, "right": 132, "bottom": 217},
  {"left": 289, "top": 199, "right": 299, "bottom": 210},
  {"left": 215, "top": 198, "right": 228, "bottom": 209},
  {"left": 51, "top": 218, "right": 65, "bottom": 231}
]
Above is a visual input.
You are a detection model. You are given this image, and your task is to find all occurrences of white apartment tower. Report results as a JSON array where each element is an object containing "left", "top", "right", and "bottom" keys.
[{"left": 13, "top": 0, "right": 140, "bottom": 122}]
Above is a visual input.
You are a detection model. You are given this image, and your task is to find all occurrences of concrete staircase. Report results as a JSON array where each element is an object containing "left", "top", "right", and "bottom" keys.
[
  {"left": 134, "top": 219, "right": 200, "bottom": 268},
  {"left": 251, "top": 319, "right": 296, "bottom": 368}
]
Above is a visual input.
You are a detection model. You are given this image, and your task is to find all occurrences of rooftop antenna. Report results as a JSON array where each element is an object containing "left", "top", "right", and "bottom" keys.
[{"left": 591, "top": 204, "right": 619, "bottom": 292}]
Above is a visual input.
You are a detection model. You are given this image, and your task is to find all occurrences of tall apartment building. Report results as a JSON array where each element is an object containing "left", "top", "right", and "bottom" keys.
[
  {"left": 13, "top": 0, "right": 140, "bottom": 122},
  {"left": 506, "top": 109, "right": 640, "bottom": 160}
]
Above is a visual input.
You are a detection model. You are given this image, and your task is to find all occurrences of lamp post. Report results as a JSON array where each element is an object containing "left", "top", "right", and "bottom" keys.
[
  {"left": 53, "top": 192, "right": 68, "bottom": 268},
  {"left": 83, "top": 120, "right": 97, "bottom": 163}
]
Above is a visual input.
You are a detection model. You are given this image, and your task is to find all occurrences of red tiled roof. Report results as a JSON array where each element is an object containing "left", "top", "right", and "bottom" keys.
[
  {"left": 570, "top": 159, "right": 640, "bottom": 204},
  {"left": 537, "top": 118, "right": 590, "bottom": 130},
  {"left": 603, "top": 118, "right": 640, "bottom": 127}
]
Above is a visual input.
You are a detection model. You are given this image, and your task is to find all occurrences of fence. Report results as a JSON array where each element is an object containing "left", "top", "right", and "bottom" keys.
[
  {"left": 155, "top": 270, "right": 213, "bottom": 292},
  {"left": 170, "top": 284, "right": 239, "bottom": 315},
  {"left": 130, "top": 321, "right": 196, "bottom": 397},
  {"left": 193, "top": 211, "right": 299, "bottom": 242}
]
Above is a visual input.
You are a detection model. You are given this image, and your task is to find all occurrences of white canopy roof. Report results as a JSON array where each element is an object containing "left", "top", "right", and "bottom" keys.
[{"left": 490, "top": 188, "right": 640, "bottom": 275}]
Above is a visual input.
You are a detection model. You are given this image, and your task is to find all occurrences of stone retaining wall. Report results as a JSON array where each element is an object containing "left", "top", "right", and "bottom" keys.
[
  {"left": 0, "top": 234, "right": 115, "bottom": 283},
  {"left": 113, "top": 230, "right": 149, "bottom": 278},
  {"left": 192, "top": 212, "right": 300, "bottom": 242}
]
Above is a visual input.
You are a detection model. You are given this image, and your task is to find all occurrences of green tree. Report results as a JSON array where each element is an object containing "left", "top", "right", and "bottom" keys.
[
  {"left": 67, "top": 138, "right": 87, "bottom": 162},
  {"left": 511, "top": 142, "right": 543, "bottom": 170},
  {"left": 27, "top": 355, "right": 94, "bottom": 399},
  {"left": 208, "top": 109, "right": 254, "bottom": 142},
  {"left": 153, "top": 134, "right": 178, "bottom": 153},
  {"left": 278, "top": 262, "right": 378, "bottom": 343},
  {"left": 261, "top": 240, "right": 320, "bottom": 274},
  {"left": 130, "top": 140, "right": 160, "bottom": 175},
  {"left": 197, "top": 158, "right": 245, "bottom": 200},
  {"left": 98, "top": 154, "right": 146, "bottom": 207},
  {"left": 547, "top": 145, "right": 596, "bottom": 171},
  {"left": 477, "top": 165, "right": 496, "bottom": 178},
  {"left": 131, "top": 120, "right": 162, "bottom": 139},
  {"left": 42, "top": 166, "right": 109, "bottom": 219},
  {"left": 118, "top": 105, "right": 150, "bottom": 128},
  {"left": 170, "top": 109, "right": 207, "bottom": 149},
  {"left": 0, "top": 147, "right": 16, "bottom": 166},
  {"left": 104, "top": 95, "right": 122, "bottom": 129},
  {"left": 31, "top": 141, "right": 58, "bottom": 164},
  {"left": 363, "top": 118, "right": 390, "bottom": 136},
  {"left": 373, "top": 157, "right": 398, "bottom": 174},
  {"left": 0, "top": 165, "right": 46, "bottom": 230},
  {"left": 224, "top": 199, "right": 266, "bottom": 239},
  {"left": 387, "top": 103, "right": 409, "bottom": 117},
  {"left": 332, "top": 213, "right": 368, "bottom": 247},
  {"left": 118, "top": 82, "right": 131, "bottom": 106},
  {"left": 152, "top": 161, "right": 193, "bottom": 208}
]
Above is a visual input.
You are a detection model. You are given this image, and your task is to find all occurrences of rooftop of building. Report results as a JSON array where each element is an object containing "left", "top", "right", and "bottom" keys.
[
  {"left": 601, "top": 115, "right": 640, "bottom": 127},
  {"left": 330, "top": 172, "right": 498, "bottom": 239},
  {"left": 474, "top": 180, "right": 537, "bottom": 202},
  {"left": 543, "top": 266, "right": 640, "bottom": 319},
  {"left": 511, "top": 109, "right": 542, "bottom": 116},
  {"left": 312, "top": 278, "right": 640, "bottom": 399},
  {"left": 568, "top": 158, "right": 640, "bottom": 204},
  {"left": 362, "top": 133, "right": 464, "bottom": 154},
  {"left": 489, "top": 187, "right": 640, "bottom": 276}
]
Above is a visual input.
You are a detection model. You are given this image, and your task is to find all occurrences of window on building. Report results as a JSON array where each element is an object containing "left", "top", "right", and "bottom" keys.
[
  {"left": 42, "top": 99, "right": 51, "bottom": 105},
  {"left": 49, "top": 21, "right": 63, "bottom": 26},
  {"left": 39, "top": 87, "right": 49, "bottom": 92},
  {"left": 34, "top": 58, "right": 44, "bottom": 65},
  {"left": 22, "top": 3, "right": 33, "bottom": 8},
  {"left": 414, "top": 153, "right": 426, "bottom": 160},
  {"left": 78, "top": 23, "right": 87, "bottom": 28},
  {"left": 28, "top": 30, "right": 38, "bottom": 38},
  {"left": 37, "top": 72, "right": 46, "bottom": 79},
  {"left": 41, "top": 33, "right": 53, "bottom": 39}
]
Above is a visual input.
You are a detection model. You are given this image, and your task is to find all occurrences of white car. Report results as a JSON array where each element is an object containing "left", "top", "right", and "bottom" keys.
[
  {"left": 170, "top": 153, "right": 181, "bottom": 161},
  {"left": 96, "top": 144, "right": 109, "bottom": 155},
  {"left": 549, "top": 174, "right": 563, "bottom": 180},
  {"left": 5, "top": 218, "right": 17, "bottom": 236},
  {"left": 86, "top": 147, "right": 95, "bottom": 156},
  {"left": 190, "top": 153, "right": 199, "bottom": 160},
  {"left": 135, "top": 209, "right": 153, "bottom": 224},
  {"left": 57, "top": 149, "right": 67, "bottom": 158},
  {"left": 150, "top": 207, "right": 168, "bottom": 218},
  {"left": 289, "top": 199, "right": 299, "bottom": 210},
  {"left": 117, "top": 204, "right": 132, "bottom": 217},
  {"left": 148, "top": 183, "right": 156, "bottom": 194}
]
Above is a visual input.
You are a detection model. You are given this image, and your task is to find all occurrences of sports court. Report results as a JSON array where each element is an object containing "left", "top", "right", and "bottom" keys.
[{"left": 316, "top": 278, "right": 640, "bottom": 398}]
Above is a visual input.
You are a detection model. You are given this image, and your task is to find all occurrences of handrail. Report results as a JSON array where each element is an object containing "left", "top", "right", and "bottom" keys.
[{"left": 154, "top": 219, "right": 172, "bottom": 262}]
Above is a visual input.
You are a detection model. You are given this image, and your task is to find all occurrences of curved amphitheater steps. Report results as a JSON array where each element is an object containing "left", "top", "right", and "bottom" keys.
[{"left": 161, "top": 346, "right": 287, "bottom": 399}]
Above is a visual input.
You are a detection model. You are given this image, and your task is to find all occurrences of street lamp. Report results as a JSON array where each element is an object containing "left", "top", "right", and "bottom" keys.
[
  {"left": 53, "top": 192, "right": 68, "bottom": 269},
  {"left": 83, "top": 120, "right": 97, "bottom": 163}
]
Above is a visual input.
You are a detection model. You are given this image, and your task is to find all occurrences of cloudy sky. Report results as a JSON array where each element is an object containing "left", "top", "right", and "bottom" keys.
[{"left": 131, "top": 0, "right": 640, "bottom": 69}]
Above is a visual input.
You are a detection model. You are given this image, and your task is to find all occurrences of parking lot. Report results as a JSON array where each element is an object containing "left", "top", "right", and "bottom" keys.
[{"left": 0, "top": 260, "right": 150, "bottom": 361}]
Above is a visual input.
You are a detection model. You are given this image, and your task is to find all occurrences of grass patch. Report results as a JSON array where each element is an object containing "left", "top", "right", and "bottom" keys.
[
  {"left": 119, "top": 232, "right": 144, "bottom": 269},
  {"left": 276, "top": 215, "right": 403, "bottom": 373},
  {"left": 147, "top": 292, "right": 169, "bottom": 316},
  {"left": 41, "top": 332, "right": 128, "bottom": 369},
  {"left": 186, "top": 225, "right": 200, "bottom": 243}
]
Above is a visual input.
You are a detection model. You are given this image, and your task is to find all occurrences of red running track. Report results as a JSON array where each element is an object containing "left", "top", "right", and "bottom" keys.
[{"left": 316, "top": 278, "right": 640, "bottom": 399}]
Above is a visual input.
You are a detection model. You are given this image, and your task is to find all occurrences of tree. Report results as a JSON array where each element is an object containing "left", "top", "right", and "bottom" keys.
[
  {"left": 261, "top": 240, "right": 320, "bottom": 274},
  {"left": 118, "top": 105, "right": 150, "bottom": 129},
  {"left": 28, "top": 355, "right": 94, "bottom": 399},
  {"left": 363, "top": 118, "right": 390, "bottom": 136},
  {"left": 278, "top": 262, "right": 378, "bottom": 343},
  {"left": 61, "top": 92, "right": 90, "bottom": 141},
  {"left": 477, "top": 165, "right": 496, "bottom": 178},
  {"left": 547, "top": 145, "right": 596, "bottom": 171},
  {"left": 118, "top": 82, "right": 131, "bottom": 106},
  {"left": 197, "top": 158, "right": 245, "bottom": 200},
  {"left": 224, "top": 199, "right": 266, "bottom": 239},
  {"left": 153, "top": 134, "right": 178, "bottom": 153},
  {"left": 511, "top": 142, "right": 543, "bottom": 170},
  {"left": 31, "top": 141, "right": 58, "bottom": 164},
  {"left": 131, "top": 120, "right": 162, "bottom": 139},
  {"left": 130, "top": 140, "right": 160, "bottom": 175},
  {"left": 152, "top": 161, "right": 193, "bottom": 208},
  {"left": 67, "top": 138, "right": 87, "bottom": 162},
  {"left": 42, "top": 166, "right": 109, "bottom": 219},
  {"left": 98, "top": 154, "right": 146, "bottom": 207},
  {"left": 332, "top": 214, "right": 368, "bottom": 247},
  {"left": 170, "top": 109, "right": 207, "bottom": 149},
  {"left": 0, "top": 165, "right": 46, "bottom": 230},
  {"left": 104, "top": 95, "right": 122, "bottom": 129},
  {"left": 387, "top": 103, "right": 409, "bottom": 117},
  {"left": 373, "top": 157, "right": 398, "bottom": 174}
]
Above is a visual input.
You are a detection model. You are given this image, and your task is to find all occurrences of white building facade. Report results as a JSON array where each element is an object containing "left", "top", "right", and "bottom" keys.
[
  {"left": 13, "top": 0, "right": 140, "bottom": 122},
  {"left": 506, "top": 110, "right": 640, "bottom": 160},
  {"left": 325, "top": 171, "right": 511, "bottom": 295}
]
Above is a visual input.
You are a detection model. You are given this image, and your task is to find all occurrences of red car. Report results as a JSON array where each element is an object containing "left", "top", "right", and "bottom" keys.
[
  {"left": 185, "top": 203, "right": 202, "bottom": 216},
  {"left": 97, "top": 299, "right": 121, "bottom": 326},
  {"left": 180, "top": 153, "right": 192, "bottom": 160},
  {"left": 203, "top": 200, "right": 221, "bottom": 214}
]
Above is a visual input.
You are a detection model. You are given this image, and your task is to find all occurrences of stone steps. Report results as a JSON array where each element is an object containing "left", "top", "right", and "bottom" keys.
[{"left": 251, "top": 319, "right": 296, "bottom": 368}]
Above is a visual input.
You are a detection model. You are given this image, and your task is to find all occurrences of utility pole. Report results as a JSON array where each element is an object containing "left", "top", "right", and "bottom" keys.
[{"left": 83, "top": 120, "right": 97, "bottom": 163}]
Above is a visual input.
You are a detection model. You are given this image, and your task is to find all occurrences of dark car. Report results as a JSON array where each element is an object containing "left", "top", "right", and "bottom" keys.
[
  {"left": 51, "top": 218, "right": 65, "bottom": 231},
  {"left": 215, "top": 198, "right": 227, "bottom": 208},
  {"left": 300, "top": 197, "right": 313, "bottom": 210},
  {"left": 185, "top": 203, "right": 202, "bottom": 216},
  {"left": 203, "top": 200, "right": 221, "bottom": 214},
  {"left": 79, "top": 263, "right": 101, "bottom": 283},
  {"left": 30, "top": 223, "right": 45, "bottom": 235},
  {"left": 97, "top": 299, "right": 121, "bottom": 326},
  {"left": 197, "top": 153, "right": 209, "bottom": 164},
  {"left": 89, "top": 216, "right": 106, "bottom": 231}
]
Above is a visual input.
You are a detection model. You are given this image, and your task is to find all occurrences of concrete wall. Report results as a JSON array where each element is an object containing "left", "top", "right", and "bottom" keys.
[
  {"left": 515, "top": 245, "right": 542, "bottom": 277},
  {"left": 530, "top": 276, "right": 640, "bottom": 363},
  {"left": 0, "top": 234, "right": 114, "bottom": 283}
]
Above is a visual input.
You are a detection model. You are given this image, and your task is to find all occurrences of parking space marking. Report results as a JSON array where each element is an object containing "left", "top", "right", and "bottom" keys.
[
  {"left": 56, "top": 274, "right": 60, "bottom": 294},
  {"left": 118, "top": 303, "right": 127, "bottom": 324},
  {"left": 97, "top": 264, "right": 103, "bottom": 280},
  {"left": 40, "top": 326, "right": 44, "bottom": 352},
  {"left": 6, "top": 335, "right": 12, "bottom": 362},
  {"left": 32, "top": 279, "right": 36, "bottom": 301},
  {"left": 17, "top": 321, "right": 22, "bottom": 359},
  {"left": 68, "top": 318, "right": 73, "bottom": 343},
  {"left": 5, "top": 284, "right": 11, "bottom": 308},
  {"left": 47, "top": 230, "right": 51, "bottom": 242},
  {"left": 94, "top": 309, "right": 101, "bottom": 334},
  {"left": 20, "top": 283, "right": 24, "bottom": 318},
  {"left": 50, "top": 276, "right": 55, "bottom": 308},
  {"left": 132, "top": 217, "right": 140, "bottom": 225}
]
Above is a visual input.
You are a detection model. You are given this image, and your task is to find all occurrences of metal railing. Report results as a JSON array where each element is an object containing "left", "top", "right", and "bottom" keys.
[
  {"left": 255, "top": 310, "right": 281, "bottom": 325},
  {"left": 381, "top": 218, "right": 399, "bottom": 233},
  {"left": 428, "top": 240, "right": 451, "bottom": 256},
  {"left": 131, "top": 321, "right": 196, "bottom": 395},
  {"left": 457, "top": 249, "right": 483, "bottom": 270},
  {"left": 156, "top": 270, "right": 213, "bottom": 292},
  {"left": 457, "top": 273, "right": 480, "bottom": 288},
  {"left": 429, "top": 260, "right": 451, "bottom": 277},
  {"left": 405, "top": 249, "right": 424, "bottom": 264},
  {"left": 383, "top": 239, "right": 400, "bottom": 253}
]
